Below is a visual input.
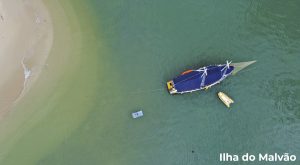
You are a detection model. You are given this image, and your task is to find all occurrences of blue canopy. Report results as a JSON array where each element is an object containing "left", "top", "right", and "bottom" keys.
[{"left": 173, "top": 65, "right": 234, "bottom": 93}]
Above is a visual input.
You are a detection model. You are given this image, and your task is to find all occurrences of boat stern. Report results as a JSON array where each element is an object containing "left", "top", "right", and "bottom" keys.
[{"left": 167, "top": 80, "right": 177, "bottom": 94}]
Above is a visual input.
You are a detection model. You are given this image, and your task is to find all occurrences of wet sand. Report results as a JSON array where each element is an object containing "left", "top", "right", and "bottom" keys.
[
  {"left": 0, "top": 0, "right": 53, "bottom": 116},
  {"left": 0, "top": 0, "right": 96, "bottom": 164}
]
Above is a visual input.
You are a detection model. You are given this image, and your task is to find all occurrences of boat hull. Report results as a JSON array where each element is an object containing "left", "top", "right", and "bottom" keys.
[{"left": 167, "top": 64, "right": 234, "bottom": 94}]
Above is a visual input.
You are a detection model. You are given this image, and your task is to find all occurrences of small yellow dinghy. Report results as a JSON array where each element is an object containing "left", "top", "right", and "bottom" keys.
[{"left": 218, "top": 92, "right": 234, "bottom": 108}]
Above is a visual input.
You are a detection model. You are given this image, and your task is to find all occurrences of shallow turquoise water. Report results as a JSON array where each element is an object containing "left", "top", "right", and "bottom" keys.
[{"left": 38, "top": 0, "right": 300, "bottom": 164}]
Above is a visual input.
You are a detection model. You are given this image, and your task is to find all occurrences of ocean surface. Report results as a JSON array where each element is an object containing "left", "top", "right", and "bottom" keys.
[{"left": 1, "top": 0, "right": 300, "bottom": 164}]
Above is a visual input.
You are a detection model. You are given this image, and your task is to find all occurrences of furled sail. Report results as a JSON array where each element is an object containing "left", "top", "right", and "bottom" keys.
[{"left": 230, "top": 61, "right": 256, "bottom": 75}]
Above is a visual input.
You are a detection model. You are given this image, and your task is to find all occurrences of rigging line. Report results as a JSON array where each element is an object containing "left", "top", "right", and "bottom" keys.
[
  {"left": 95, "top": 88, "right": 165, "bottom": 103},
  {"left": 176, "top": 63, "right": 236, "bottom": 86},
  {"left": 172, "top": 67, "right": 208, "bottom": 85},
  {"left": 129, "top": 88, "right": 165, "bottom": 95},
  {"left": 174, "top": 71, "right": 203, "bottom": 85},
  {"left": 174, "top": 64, "right": 227, "bottom": 85}
]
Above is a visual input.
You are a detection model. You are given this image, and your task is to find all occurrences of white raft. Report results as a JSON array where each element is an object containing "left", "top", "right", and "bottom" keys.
[
  {"left": 132, "top": 110, "right": 143, "bottom": 119},
  {"left": 218, "top": 92, "right": 234, "bottom": 108}
]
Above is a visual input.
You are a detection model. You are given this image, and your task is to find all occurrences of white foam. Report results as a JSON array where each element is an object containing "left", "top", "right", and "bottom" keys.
[
  {"left": 21, "top": 58, "right": 31, "bottom": 81},
  {"left": 24, "top": 67, "right": 31, "bottom": 80},
  {"left": 14, "top": 57, "right": 32, "bottom": 103}
]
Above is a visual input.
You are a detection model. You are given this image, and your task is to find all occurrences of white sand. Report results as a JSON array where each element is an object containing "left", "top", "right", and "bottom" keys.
[{"left": 0, "top": 0, "right": 53, "bottom": 115}]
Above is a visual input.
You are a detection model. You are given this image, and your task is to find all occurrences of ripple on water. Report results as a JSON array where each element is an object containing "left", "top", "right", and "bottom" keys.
[{"left": 260, "top": 72, "right": 300, "bottom": 152}]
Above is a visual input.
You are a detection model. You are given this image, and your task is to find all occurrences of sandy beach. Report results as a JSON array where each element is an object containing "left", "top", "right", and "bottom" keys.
[{"left": 0, "top": 0, "right": 53, "bottom": 116}]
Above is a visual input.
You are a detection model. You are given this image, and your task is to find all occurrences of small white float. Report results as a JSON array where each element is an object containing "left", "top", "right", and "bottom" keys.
[{"left": 132, "top": 110, "right": 143, "bottom": 119}]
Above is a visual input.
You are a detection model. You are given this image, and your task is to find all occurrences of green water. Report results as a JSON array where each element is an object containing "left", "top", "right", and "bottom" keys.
[{"left": 2, "top": 0, "right": 300, "bottom": 164}]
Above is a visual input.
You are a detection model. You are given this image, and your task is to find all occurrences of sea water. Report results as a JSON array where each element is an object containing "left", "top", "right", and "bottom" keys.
[{"left": 1, "top": 0, "right": 300, "bottom": 164}]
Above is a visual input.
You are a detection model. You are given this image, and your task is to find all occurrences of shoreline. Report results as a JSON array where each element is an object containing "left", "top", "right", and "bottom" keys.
[
  {"left": 0, "top": 0, "right": 53, "bottom": 117},
  {"left": 0, "top": 0, "right": 95, "bottom": 164}
]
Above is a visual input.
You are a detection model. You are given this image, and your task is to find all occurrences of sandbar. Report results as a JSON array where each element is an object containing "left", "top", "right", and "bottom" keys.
[{"left": 0, "top": 0, "right": 53, "bottom": 117}]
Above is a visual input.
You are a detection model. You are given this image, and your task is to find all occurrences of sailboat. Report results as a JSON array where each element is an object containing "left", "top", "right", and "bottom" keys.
[{"left": 167, "top": 60, "right": 256, "bottom": 94}]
